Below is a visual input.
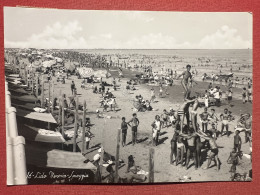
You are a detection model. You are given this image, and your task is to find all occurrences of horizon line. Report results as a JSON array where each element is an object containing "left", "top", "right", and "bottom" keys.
[{"left": 5, "top": 47, "right": 252, "bottom": 50}]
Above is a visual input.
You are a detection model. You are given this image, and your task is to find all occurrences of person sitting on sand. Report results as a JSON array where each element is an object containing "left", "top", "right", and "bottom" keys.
[
  {"left": 144, "top": 100, "right": 153, "bottom": 111},
  {"left": 176, "top": 64, "right": 192, "bottom": 100},
  {"left": 125, "top": 155, "right": 146, "bottom": 183}
]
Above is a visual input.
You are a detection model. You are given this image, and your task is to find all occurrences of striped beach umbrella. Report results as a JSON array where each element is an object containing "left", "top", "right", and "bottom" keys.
[{"left": 78, "top": 67, "right": 94, "bottom": 78}]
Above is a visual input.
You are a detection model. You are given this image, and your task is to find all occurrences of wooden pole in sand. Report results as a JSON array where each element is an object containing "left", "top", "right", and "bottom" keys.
[
  {"left": 61, "top": 94, "right": 65, "bottom": 138},
  {"left": 51, "top": 79, "right": 54, "bottom": 114},
  {"left": 47, "top": 82, "right": 51, "bottom": 129},
  {"left": 81, "top": 100, "right": 86, "bottom": 154},
  {"left": 36, "top": 73, "right": 39, "bottom": 98},
  {"left": 41, "top": 75, "right": 44, "bottom": 108},
  {"left": 73, "top": 96, "right": 78, "bottom": 152},
  {"left": 99, "top": 145, "right": 104, "bottom": 181},
  {"left": 115, "top": 129, "right": 121, "bottom": 183},
  {"left": 149, "top": 148, "right": 155, "bottom": 183},
  {"left": 48, "top": 82, "right": 51, "bottom": 113}
]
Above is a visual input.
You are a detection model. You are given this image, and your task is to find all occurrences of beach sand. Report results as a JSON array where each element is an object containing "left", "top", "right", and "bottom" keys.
[{"left": 47, "top": 67, "right": 252, "bottom": 183}]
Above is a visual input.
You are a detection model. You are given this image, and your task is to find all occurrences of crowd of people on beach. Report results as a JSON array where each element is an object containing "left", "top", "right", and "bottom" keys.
[{"left": 5, "top": 48, "right": 252, "bottom": 183}]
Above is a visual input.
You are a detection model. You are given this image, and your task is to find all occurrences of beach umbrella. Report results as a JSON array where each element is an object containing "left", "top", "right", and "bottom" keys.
[
  {"left": 32, "top": 61, "right": 41, "bottom": 67},
  {"left": 78, "top": 67, "right": 94, "bottom": 78},
  {"left": 42, "top": 60, "right": 56, "bottom": 68},
  {"left": 64, "top": 61, "right": 76, "bottom": 72}
]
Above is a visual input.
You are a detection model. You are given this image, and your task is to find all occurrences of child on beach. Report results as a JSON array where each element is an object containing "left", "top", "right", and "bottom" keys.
[
  {"left": 227, "top": 148, "right": 239, "bottom": 180},
  {"left": 234, "top": 130, "right": 242, "bottom": 153},
  {"left": 121, "top": 117, "right": 128, "bottom": 147},
  {"left": 151, "top": 115, "right": 162, "bottom": 146}
]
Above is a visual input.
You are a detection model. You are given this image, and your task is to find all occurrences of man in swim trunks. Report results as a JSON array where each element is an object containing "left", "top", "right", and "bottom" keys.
[
  {"left": 177, "top": 97, "right": 196, "bottom": 133},
  {"left": 199, "top": 107, "right": 210, "bottom": 133},
  {"left": 180, "top": 129, "right": 198, "bottom": 170},
  {"left": 220, "top": 108, "right": 231, "bottom": 136},
  {"left": 196, "top": 131, "right": 220, "bottom": 171},
  {"left": 191, "top": 98, "right": 199, "bottom": 132},
  {"left": 177, "top": 64, "right": 192, "bottom": 100}
]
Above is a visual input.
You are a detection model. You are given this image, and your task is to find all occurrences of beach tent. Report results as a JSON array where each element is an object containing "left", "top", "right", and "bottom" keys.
[
  {"left": 16, "top": 108, "right": 57, "bottom": 123},
  {"left": 42, "top": 60, "right": 56, "bottom": 68},
  {"left": 78, "top": 67, "right": 94, "bottom": 78},
  {"left": 11, "top": 94, "right": 38, "bottom": 103},
  {"left": 25, "top": 143, "right": 97, "bottom": 170},
  {"left": 20, "top": 124, "right": 65, "bottom": 143}
]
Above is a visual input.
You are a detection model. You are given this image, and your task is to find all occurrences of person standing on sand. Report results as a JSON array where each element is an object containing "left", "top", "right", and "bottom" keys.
[
  {"left": 176, "top": 64, "right": 192, "bottom": 100},
  {"left": 121, "top": 117, "right": 128, "bottom": 147},
  {"left": 196, "top": 131, "right": 220, "bottom": 171},
  {"left": 127, "top": 113, "right": 140, "bottom": 145},
  {"left": 199, "top": 107, "right": 210, "bottom": 133},
  {"left": 179, "top": 129, "right": 198, "bottom": 170},
  {"left": 71, "top": 81, "right": 75, "bottom": 95},
  {"left": 151, "top": 115, "right": 162, "bottom": 146},
  {"left": 220, "top": 108, "right": 231, "bottom": 136},
  {"left": 170, "top": 128, "right": 179, "bottom": 164},
  {"left": 150, "top": 88, "right": 156, "bottom": 103}
]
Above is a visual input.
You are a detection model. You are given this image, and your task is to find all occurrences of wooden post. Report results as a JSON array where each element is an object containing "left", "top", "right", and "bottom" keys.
[
  {"left": 81, "top": 100, "right": 86, "bottom": 154},
  {"left": 61, "top": 94, "right": 65, "bottom": 138},
  {"left": 51, "top": 80, "right": 54, "bottom": 114},
  {"left": 31, "top": 75, "right": 34, "bottom": 94},
  {"left": 115, "top": 129, "right": 121, "bottom": 183},
  {"left": 73, "top": 96, "right": 78, "bottom": 152},
  {"left": 41, "top": 75, "right": 44, "bottom": 108},
  {"left": 149, "top": 148, "right": 155, "bottom": 183},
  {"left": 99, "top": 145, "right": 104, "bottom": 180},
  {"left": 36, "top": 73, "right": 39, "bottom": 98},
  {"left": 48, "top": 82, "right": 51, "bottom": 113},
  {"left": 47, "top": 82, "right": 51, "bottom": 129}
]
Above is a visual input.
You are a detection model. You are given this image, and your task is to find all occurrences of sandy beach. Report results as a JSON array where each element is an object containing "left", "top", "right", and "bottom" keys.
[{"left": 45, "top": 66, "right": 252, "bottom": 182}]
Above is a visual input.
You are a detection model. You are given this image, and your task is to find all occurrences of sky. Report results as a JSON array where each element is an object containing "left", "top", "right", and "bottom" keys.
[{"left": 4, "top": 7, "right": 253, "bottom": 49}]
